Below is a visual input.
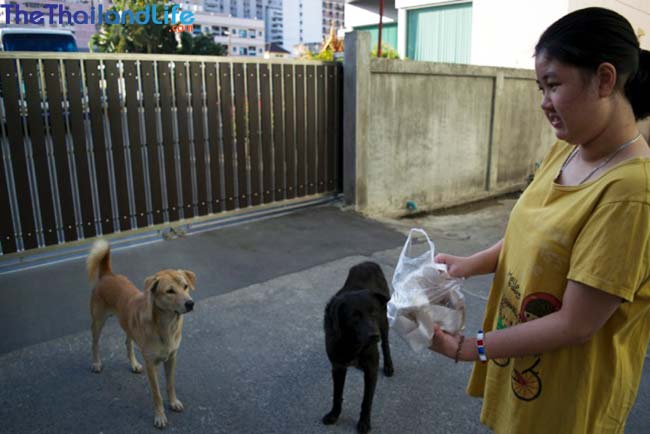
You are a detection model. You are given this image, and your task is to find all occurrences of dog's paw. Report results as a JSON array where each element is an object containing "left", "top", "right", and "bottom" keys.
[
  {"left": 153, "top": 412, "right": 168, "bottom": 429},
  {"left": 356, "top": 419, "right": 371, "bottom": 434},
  {"left": 130, "top": 362, "right": 143, "bottom": 374},
  {"left": 322, "top": 411, "right": 340, "bottom": 425},
  {"left": 169, "top": 399, "right": 184, "bottom": 412},
  {"left": 383, "top": 364, "right": 394, "bottom": 377},
  {"left": 91, "top": 362, "right": 102, "bottom": 373}
]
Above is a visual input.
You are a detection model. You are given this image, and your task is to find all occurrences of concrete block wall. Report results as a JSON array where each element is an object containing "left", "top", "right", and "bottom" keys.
[{"left": 343, "top": 31, "right": 557, "bottom": 217}]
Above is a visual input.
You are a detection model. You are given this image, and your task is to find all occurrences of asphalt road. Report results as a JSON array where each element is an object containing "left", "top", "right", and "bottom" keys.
[{"left": 0, "top": 199, "right": 647, "bottom": 434}]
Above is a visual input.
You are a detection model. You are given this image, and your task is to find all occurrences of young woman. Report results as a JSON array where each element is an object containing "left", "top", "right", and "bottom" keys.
[{"left": 430, "top": 8, "right": 650, "bottom": 434}]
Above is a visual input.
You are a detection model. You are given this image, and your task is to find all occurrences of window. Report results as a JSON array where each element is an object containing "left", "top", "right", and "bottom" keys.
[
  {"left": 406, "top": 2, "right": 472, "bottom": 63},
  {"left": 239, "top": 29, "right": 247, "bottom": 38},
  {"left": 249, "top": 29, "right": 256, "bottom": 38},
  {"left": 249, "top": 47, "right": 256, "bottom": 56},
  {"left": 239, "top": 47, "right": 248, "bottom": 55}
]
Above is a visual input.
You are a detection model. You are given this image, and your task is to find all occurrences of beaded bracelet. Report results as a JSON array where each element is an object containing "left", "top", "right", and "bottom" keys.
[
  {"left": 477, "top": 330, "right": 487, "bottom": 363},
  {"left": 454, "top": 335, "right": 465, "bottom": 364}
]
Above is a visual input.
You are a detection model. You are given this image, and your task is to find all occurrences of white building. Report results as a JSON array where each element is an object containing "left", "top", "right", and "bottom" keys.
[
  {"left": 345, "top": 0, "right": 650, "bottom": 68},
  {"left": 179, "top": 0, "right": 268, "bottom": 19},
  {"left": 265, "top": 0, "right": 283, "bottom": 45},
  {"left": 190, "top": 11, "right": 265, "bottom": 56}
]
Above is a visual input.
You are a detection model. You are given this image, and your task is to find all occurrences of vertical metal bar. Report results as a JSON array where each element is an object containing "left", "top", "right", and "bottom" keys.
[
  {"left": 190, "top": 61, "right": 208, "bottom": 216},
  {"left": 123, "top": 60, "right": 148, "bottom": 228},
  {"left": 85, "top": 59, "right": 114, "bottom": 235},
  {"left": 22, "top": 59, "right": 56, "bottom": 246},
  {"left": 104, "top": 59, "right": 131, "bottom": 231},
  {"left": 58, "top": 59, "right": 85, "bottom": 240},
  {"left": 306, "top": 64, "right": 317, "bottom": 195},
  {"left": 37, "top": 59, "right": 66, "bottom": 244},
  {"left": 199, "top": 62, "right": 212, "bottom": 215},
  {"left": 259, "top": 62, "right": 273, "bottom": 204},
  {"left": 169, "top": 61, "right": 185, "bottom": 220},
  {"left": 246, "top": 62, "right": 261, "bottom": 206},
  {"left": 233, "top": 62, "right": 248, "bottom": 209},
  {"left": 78, "top": 59, "right": 103, "bottom": 237},
  {"left": 295, "top": 64, "right": 306, "bottom": 197},
  {"left": 174, "top": 60, "right": 194, "bottom": 219},
  {"left": 284, "top": 63, "right": 296, "bottom": 199},
  {"left": 0, "top": 58, "right": 32, "bottom": 251},
  {"left": 43, "top": 59, "right": 77, "bottom": 243},
  {"left": 205, "top": 62, "right": 223, "bottom": 213},
  {"left": 157, "top": 61, "right": 178, "bottom": 221},
  {"left": 317, "top": 65, "right": 327, "bottom": 193},
  {"left": 140, "top": 60, "right": 164, "bottom": 225},
  {"left": 219, "top": 62, "right": 236, "bottom": 211},
  {"left": 97, "top": 60, "right": 122, "bottom": 232},
  {"left": 272, "top": 63, "right": 284, "bottom": 201},
  {"left": 0, "top": 68, "right": 19, "bottom": 254}
]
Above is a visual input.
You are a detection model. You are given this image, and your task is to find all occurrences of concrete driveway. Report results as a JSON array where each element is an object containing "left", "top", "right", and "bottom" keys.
[{"left": 0, "top": 198, "right": 648, "bottom": 434}]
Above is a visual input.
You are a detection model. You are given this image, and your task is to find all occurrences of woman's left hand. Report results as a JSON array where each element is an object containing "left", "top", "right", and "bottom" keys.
[{"left": 430, "top": 324, "right": 464, "bottom": 360}]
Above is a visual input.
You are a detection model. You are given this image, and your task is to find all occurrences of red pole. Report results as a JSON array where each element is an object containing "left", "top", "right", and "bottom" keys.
[{"left": 378, "top": 0, "right": 384, "bottom": 57}]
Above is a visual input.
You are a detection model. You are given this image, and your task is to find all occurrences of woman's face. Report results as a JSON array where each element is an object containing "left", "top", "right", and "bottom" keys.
[{"left": 535, "top": 53, "right": 606, "bottom": 144}]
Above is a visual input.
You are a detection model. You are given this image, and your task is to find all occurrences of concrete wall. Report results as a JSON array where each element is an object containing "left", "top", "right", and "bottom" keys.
[{"left": 344, "top": 31, "right": 556, "bottom": 217}]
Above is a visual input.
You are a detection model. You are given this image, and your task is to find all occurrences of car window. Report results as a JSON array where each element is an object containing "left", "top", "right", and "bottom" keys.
[{"left": 2, "top": 34, "right": 78, "bottom": 52}]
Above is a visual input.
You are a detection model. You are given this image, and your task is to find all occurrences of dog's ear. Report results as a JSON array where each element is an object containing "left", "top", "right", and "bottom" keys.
[
  {"left": 372, "top": 291, "right": 390, "bottom": 305},
  {"left": 325, "top": 296, "right": 344, "bottom": 339},
  {"left": 367, "top": 263, "right": 391, "bottom": 299},
  {"left": 142, "top": 275, "right": 159, "bottom": 321},
  {"left": 180, "top": 270, "right": 196, "bottom": 291}
]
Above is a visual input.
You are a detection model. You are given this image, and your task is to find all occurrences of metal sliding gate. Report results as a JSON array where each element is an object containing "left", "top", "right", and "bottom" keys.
[{"left": 0, "top": 53, "right": 342, "bottom": 256}]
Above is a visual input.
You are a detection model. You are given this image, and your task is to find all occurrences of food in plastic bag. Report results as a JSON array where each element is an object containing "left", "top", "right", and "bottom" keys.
[{"left": 388, "top": 228, "right": 465, "bottom": 352}]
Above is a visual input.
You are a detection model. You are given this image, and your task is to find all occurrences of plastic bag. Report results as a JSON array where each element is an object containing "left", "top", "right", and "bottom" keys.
[{"left": 388, "top": 228, "right": 465, "bottom": 352}]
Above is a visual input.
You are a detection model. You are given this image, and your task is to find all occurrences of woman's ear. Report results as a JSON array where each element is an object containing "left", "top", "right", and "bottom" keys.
[
  {"left": 181, "top": 270, "right": 196, "bottom": 291},
  {"left": 596, "top": 62, "right": 617, "bottom": 97}
]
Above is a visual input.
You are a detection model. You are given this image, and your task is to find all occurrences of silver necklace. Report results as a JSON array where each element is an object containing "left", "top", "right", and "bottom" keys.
[{"left": 559, "top": 133, "right": 642, "bottom": 184}]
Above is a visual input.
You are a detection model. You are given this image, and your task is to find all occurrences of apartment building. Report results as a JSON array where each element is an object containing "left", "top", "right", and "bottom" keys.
[
  {"left": 282, "top": 0, "right": 345, "bottom": 54},
  {"left": 191, "top": 11, "right": 265, "bottom": 56}
]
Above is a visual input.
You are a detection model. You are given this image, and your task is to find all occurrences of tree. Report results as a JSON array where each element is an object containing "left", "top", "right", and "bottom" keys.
[
  {"left": 177, "top": 34, "right": 227, "bottom": 56},
  {"left": 89, "top": 0, "right": 226, "bottom": 56},
  {"left": 90, "top": 0, "right": 177, "bottom": 53}
]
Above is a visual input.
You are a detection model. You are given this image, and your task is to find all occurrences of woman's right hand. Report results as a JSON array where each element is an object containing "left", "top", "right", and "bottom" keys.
[{"left": 434, "top": 253, "right": 474, "bottom": 278}]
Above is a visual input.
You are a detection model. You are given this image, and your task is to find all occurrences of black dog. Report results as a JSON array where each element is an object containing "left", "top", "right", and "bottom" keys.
[{"left": 322, "top": 261, "right": 394, "bottom": 434}]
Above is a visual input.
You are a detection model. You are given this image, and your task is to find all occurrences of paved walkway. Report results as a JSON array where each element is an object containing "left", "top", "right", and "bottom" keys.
[{"left": 0, "top": 197, "right": 647, "bottom": 433}]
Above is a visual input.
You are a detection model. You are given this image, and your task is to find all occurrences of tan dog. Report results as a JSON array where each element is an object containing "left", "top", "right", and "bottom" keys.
[{"left": 87, "top": 239, "right": 196, "bottom": 429}]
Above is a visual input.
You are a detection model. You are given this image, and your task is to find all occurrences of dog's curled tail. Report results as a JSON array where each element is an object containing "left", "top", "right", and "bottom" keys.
[{"left": 87, "top": 239, "right": 112, "bottom": 282}]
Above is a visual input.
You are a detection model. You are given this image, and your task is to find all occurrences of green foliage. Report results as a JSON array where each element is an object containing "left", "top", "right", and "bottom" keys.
[
  {"left": 371, "top": 43, "right": 400, "bottom": 59},
  {"left": 302, "top": 48, "right": 342, "bottom": 62},
  {"left": 90, "top": 0, "right": 177, "bottom": 53},
  {"left": 178, "top": 33, "right": 227, "bottom": 56},
  {"left": 90, "top": 0, "right": 226, "bottom": 55}
]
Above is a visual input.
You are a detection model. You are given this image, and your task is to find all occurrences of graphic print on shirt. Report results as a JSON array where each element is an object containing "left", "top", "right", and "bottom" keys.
[{"left": 495, "top": 273, "right": 562, "bottom": 401}]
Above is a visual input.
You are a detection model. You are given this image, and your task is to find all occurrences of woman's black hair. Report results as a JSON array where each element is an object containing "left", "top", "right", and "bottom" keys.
[{"left": 535, "top": 7, "right": 650, "bottom": 120}]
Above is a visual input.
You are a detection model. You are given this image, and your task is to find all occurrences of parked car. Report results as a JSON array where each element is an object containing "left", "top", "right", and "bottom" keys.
[{"left": 0, "top": 28, "right": 78, "bottom": 52}]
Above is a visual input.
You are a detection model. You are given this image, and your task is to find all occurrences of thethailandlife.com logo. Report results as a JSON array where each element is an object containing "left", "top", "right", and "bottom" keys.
[{"left": 0, "top": 3, "right": 196, "bottom": 33}]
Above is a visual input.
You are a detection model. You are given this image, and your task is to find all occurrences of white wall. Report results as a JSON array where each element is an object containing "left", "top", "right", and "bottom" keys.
[
  {"left": 471, "top": 0, "right": 650, "bottom": 69},
  {"left": 471, "top": 0, "right": 568, "bottom": 69},
  {"left": 344, "top": 3, "right": 396, "bottom": 28},
  {"left": 569, "top": 0, "right": 650, "bottom": 50}
]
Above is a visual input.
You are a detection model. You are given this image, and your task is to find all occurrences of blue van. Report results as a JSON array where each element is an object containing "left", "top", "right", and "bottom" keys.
[{"left": 0, "top": 28, "right": 78, "bottom": 52}]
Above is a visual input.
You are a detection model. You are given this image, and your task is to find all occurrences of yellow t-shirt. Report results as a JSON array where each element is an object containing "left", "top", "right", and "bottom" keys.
[{"left": 467, "top": 140, "right": 650, "bottom": 434}]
